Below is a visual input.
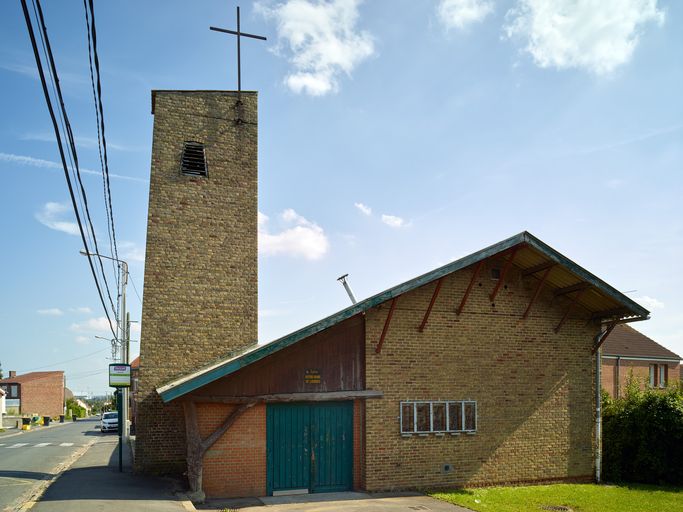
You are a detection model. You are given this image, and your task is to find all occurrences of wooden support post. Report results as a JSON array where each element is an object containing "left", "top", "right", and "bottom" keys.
[
  {"left": 521, "top": 265, "right": 553, "bottom": 320},
  {"left": 554, "top": 288, "right": 586, "bottom": 333},
  {"left": 418, "top": 278, "right": 443, "bottom": 332},
  {"left": 183, "top": 400, "right": 255, "bottom": 498},
  {"left": 489, "top": 246, "right": 518, "bottom": 302},
  {"left": 375, "top": 297, "right": 398, "bottom": 354},
  {"left": 456, "top": 261, "right": 484, "bottom": 316}
]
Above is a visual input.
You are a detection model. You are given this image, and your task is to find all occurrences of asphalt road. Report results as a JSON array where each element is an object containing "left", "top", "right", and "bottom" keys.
[{"left": 0, "top": 418, "right": 109, "bottom": 511}]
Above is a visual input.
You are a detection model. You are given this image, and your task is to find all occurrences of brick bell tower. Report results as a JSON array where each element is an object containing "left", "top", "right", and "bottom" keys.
[{"left": 136, "top": 91, "right": 258, "bottom": 474}]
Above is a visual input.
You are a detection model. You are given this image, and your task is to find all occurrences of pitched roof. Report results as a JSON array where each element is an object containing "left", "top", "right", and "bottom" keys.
[
  {"left": 157, "top": 231, "right": 650, "bottom": 402},
  {"left": 603, "top": 324, "right": 680, "bottom": 360},
  {"left": 130, "top": 356, "right": 140, "bottom": 369},
  {"left": 0, "top": 371, "right": 64, "bottom": 385}
]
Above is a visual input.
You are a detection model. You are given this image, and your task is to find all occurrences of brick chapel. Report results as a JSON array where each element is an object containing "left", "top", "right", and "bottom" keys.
[{"left": 135, "top": 90, "right": 650, "bottom": 499}]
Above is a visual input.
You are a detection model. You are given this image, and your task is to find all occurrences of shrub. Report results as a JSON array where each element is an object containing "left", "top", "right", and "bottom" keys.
[
  {"left": 603, "top": 376, "right": 683, "bottom": 485},
  {"left": 65, "top": 398, "right": 87, "bottom": 418}
]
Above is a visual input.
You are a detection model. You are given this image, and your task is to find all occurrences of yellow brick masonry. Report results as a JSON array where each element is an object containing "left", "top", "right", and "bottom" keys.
[
  {"left": 364, "top": 259, "right": 598, "bottom": 491},
  {"left": 136, "top": 91, "right": 258, "bottom": 474}
]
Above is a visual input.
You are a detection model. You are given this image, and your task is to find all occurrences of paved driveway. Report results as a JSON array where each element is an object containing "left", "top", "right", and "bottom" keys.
[{"left": 199, "top": 491, "right": 473, "bottom": 511}]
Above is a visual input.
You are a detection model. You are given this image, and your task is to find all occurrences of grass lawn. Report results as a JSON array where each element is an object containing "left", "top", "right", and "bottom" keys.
[{"left": 430, "top": 483, "right": 683, "bottom": 512}]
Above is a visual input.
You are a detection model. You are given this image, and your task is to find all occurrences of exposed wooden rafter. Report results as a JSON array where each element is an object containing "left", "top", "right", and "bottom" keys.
[
  {"left": 489, "top": 246, "right": 519, "bottom": 302},
  {"left": 418, "top": 278, "right": 443, "bottom": 332},
  {"left": 554, "top": 281, "right": 591, "bottom": 297},
  {"left": 521, "top": 266, "right": 553, "bottom": 320},
  {"left": 456, "top": 260, "right": 484, "bottom": 316},
  {"left": 375, "top": 297, "right": 398, "bottom": 354},
  {"left": 522, "top": 260, "right": 556, "bottom": 276},
  {"left": 590, "top": 307, "right": 631, "bottom": 322},
  {"left": 554, "top": 288, "right": 587, "bottom": 333}
]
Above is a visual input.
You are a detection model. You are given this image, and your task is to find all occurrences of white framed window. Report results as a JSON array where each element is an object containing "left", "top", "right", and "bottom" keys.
[
  {"left": 400, "top": 400, "right": 477, "bottom": 435},
  {"left": 659, "top": 364, "right": 667, "bottom": 388}
]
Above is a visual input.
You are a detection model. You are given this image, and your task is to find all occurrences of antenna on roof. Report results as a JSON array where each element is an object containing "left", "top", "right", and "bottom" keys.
[{"left": 337, "top": 274, "right": 357, "bottom": 305}]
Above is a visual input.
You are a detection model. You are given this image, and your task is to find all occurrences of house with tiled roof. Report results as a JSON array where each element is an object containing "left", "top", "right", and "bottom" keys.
[
  {"left": 0, "top": 370, "right": 65, "bottom": 417},
  {"left": 601, "top": 325, "right": 681, "bottom": 397}
]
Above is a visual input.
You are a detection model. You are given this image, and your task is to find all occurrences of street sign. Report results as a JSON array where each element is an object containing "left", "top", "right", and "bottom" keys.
[{"left": 109, "top": 364, "right": 131, "bottom": 388}]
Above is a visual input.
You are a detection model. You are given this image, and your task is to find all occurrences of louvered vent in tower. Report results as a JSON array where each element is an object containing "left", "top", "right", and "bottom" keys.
[{"left": 180, "top": 141, "right": 208, "bottom": 176}]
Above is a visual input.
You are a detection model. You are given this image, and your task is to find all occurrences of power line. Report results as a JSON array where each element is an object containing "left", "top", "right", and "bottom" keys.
[
  {"left": 129, "top": 272, "right": 143, "bottom": 305},
  {"left": 32, "top": 0, "right": 119, "bottom": 326},
  {"left": 86, "top": 0, "right": 120, "bottom": 276},
  {"left": 20, "top": 0, "right": 117, "bottom": 340},
  {"left": 19, "top": 347, "right": 109, "bottom": 373},
  {"left": 83, "top": 0, "right": 120, "bottom": 300}
]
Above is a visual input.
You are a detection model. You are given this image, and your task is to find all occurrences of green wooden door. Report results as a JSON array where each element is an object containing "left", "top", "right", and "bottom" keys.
[{"left": 267, "top": 402, "right": 353, "bottom": 495}]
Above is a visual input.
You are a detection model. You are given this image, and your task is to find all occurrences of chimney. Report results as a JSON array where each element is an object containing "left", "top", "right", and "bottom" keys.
[{"left": 9, "top": 370, "right": 16, "bottom": 378}]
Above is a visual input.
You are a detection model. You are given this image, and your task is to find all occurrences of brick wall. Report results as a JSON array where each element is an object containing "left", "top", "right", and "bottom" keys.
[
  {"left": 364, "top": 261, "right": 598, "bottom": 491},
  {"left": 21, "top": 373, "right": 64, "bottom": 417},
  {"left": 602, "top": 359, "right": 681, "bottom": 397},
  {"left": 136, "top": 91, "right": 258, "bottom": 474},
  {"left": 199, "top": 403, "right": 266, "bottom": 498}
]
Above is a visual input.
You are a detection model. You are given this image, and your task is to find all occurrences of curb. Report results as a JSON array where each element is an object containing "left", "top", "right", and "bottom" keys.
[
  {"left": 0, "top": 420, "right": 80, "bottom": 440},
  {"left": 9, "top": 439, "right": 97, "bottom": 512}
]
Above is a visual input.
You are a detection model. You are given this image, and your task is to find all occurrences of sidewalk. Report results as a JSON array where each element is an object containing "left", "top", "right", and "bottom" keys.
[{"left": 28, "top": 436, "right": 191, "bottom": 512}]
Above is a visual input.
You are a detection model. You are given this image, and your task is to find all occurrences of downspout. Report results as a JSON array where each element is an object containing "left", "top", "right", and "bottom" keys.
[
  {"left": 595, "top": 331, "right": 603, "bottom": 484},
  {"left": 616, "top": 356, "right": 621, "bottom": 398}
]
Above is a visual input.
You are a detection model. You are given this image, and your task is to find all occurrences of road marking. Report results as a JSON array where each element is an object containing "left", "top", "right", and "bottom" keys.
[
  {"left": 8, "top": 443, "right": 29, "bottom": 448},
  {"left": 33, "top": 443, "right": 51, "bottom": 447},
  {"left": 58, "top": 442, "right": 74, "bottom": 447}
]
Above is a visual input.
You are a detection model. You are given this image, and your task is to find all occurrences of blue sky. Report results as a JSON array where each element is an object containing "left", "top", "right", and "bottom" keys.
[{"left": 0, "top": 0, "right": 681, "bottom": 395}]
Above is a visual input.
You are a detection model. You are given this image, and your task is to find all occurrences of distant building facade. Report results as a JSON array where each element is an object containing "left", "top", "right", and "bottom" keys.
[
  {"left": 0, "top": 371, "right": 65, "bottom": 417},
  {"left": 601, "top": 324, "right": 681, "bottom": 397}
]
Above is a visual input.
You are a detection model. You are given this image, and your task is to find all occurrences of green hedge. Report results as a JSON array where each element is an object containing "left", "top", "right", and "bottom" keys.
[{"left": 602, "top": 377, "right": 683, "bottom": 485}]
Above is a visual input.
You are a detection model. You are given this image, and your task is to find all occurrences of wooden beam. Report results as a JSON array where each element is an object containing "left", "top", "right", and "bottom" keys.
[
  {"left": 521, "top": 260, "right": 555, "bottom": 276},
  {"left": 554, "top": 288, "right": 587, "bottom": 333},
  {"left": 592, "top": 323, "right": 617, "bottom": 355},
  {"left": 554, "top": 281, "right": 591, "bottom": 297},
  {"left": 521, "top": 266, "right": 553, "bottom": 320},
  {"left": 456, "top": 260, "right": 484, "bottom": 315},
  {"left": 183, "top": 400, "right": 255, "bottom": 497},
  {"left": 375, "top": 297, "right": 398, "bottom": 354},
  {"left": 489, "top": 246, "right": 519, "bottom": 302},
  {"left": 189, "top": 390, "right": 384, "bottom": 403},
  {"left": 418, "top": 278, "right": 443, "bottom": 332}
]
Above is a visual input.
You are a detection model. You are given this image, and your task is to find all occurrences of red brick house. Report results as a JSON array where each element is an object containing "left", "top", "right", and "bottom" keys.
[
  {"left": 601, "top": 324, "right": 680, "bottom": 397},
  {"left": 0, "top": 371, "right": 65, "bottom": 417},
  {"left": 154, "top": 232, "right": 648, "bottom": 499}
]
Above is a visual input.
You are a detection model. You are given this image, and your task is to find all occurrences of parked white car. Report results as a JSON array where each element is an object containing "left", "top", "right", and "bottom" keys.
[{"left": 100, "top": 411, "right": 118, "bottom": 433}]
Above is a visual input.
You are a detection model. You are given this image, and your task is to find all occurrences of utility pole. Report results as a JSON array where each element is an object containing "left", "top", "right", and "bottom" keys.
[{"left": 119, "top": 260, "right": 129, "bottom": 443}]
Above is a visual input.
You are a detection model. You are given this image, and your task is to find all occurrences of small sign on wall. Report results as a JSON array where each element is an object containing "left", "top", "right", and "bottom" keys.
[
  {"left": 109, "top": 364, "right": 131, "bottom": 388},
  {"left": 304, "top": 369, "right": 321, "bottom": 385}
]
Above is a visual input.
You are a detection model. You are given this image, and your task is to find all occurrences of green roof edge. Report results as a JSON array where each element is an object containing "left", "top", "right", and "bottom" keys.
[{"left": 158, "top": 231, "right": 649, "bottom": 402}]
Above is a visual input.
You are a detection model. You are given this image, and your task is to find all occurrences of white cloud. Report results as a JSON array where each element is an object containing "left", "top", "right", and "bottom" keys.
[
  {"left": 259, "top": 209, "right": 330, "bottom": 260},
  {"left": 381, "top": 214, "right": 406, "bottom": 228},
  {"left": 354, "top": 202, "right": 372, "bottom": 215},
  {"left": 635, "top": 295, "right": 664, "bottom": 310},
  {"left": 75, "top": 335, "right": 90, "bottom": 345},
  {"left": 0, "top": 152, "right": 146, "bottom": 182},
  {"left": 119, "top": 241, "right": 145, "bottom": 263},
  {"left": 438, "top": 0, "right": 494, "bottom": 30},
  {"left": 35, "top": 202, "right": 79, "bottom": 236},
  {"left": 70, "top": 307, "right": 92, "bottom": 314},
  {"left": 20, "top": 132, "right": 139, "bottom": 152},
  {"left": 70, "top": 316, "right": 115, "bottom": 333},
  {"left": 37, "top": 308, "right": 64, "bottom": 316},
  {"left": 257, "top": 0, "right": 374, "bottom": 95},
  {"left": 504, "top": 0, "right": 665, "bottom": 75}
]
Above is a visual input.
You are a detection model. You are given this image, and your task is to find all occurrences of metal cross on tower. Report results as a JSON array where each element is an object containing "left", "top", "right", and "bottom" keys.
[{"left": 210, "top": 6, "right": 267, "bottom": 99}]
